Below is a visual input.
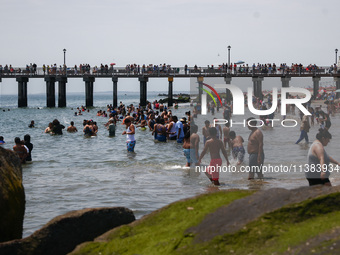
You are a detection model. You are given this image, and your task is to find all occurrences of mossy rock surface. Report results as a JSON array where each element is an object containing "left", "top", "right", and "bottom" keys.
[
  {"left": 70, "top": 190, "right": 253, "bottom": 255},
  {"left": 0, "top": 147, "right": 25, "bottom": 242},
  {"left": 70, "top": 186, "right": 340, "bottom": 255}
]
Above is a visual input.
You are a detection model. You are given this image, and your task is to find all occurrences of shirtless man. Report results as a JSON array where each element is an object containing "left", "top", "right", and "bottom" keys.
[
  {"left": 247, "top": 117, "right": 264, "bottom": 179},
  {"left": 202, "top": 120, "right": 210, "bottom": 145},
  {"left": 67, "top": 121, "right": 78, "bottom": 133},
  {"left": 190, "top": 124, "right": 200, "bottom": 166},
  {"left": 213, "top": 118, "right": 222, "bottom": 140},
  {"left": 13, "top": 137, "right": 28, "bottom": 164},
  {"left": 183, "top": 124, "right": 200, "bottom": 167},
  {"left": 229, "top": 131, "right": 245, "bottom": 165},
  {"left": 198, "top": 127, "right": 230, "bottom": 185},
  {"left": 223, "top": 122, "right": 231, "bottom": 149}
]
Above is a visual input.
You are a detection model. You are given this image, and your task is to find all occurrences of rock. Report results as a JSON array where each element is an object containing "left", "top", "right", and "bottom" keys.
[
  {"left": 0, "top": 146, "right": 25, "bottom": 242},
  {"left": 188, "top": 185, "right": 340, "bottom": 243},
  {"left": 67, "top": 187, "right": 340, "bottom": 255},
  {"left": 0, "top": 207, "right": 135, "bottom": 255}
]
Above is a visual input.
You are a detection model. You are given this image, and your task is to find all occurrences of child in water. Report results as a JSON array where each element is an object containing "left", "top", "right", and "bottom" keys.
[{"left": 229, "top": 131, "right": 245, "bottom": 165}]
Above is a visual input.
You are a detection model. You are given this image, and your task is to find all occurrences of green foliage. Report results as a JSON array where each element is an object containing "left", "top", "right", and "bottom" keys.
[
  {"left": 71, "top": 190, "right": 253, "bottom": 255},
  {"left": 181, "top": 193, "right": 340, "bottom": 255},
  {"left": 72, "top": 192, "right": 340, "bottom": 255}
]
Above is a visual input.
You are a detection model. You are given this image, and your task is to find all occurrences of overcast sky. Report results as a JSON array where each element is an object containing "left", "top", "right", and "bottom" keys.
[
  {"left": 0, "top": 0, "right": 339, "bottom": 94},
  {"left": 1, "top": 0, "right": 339, "bottom": 67}
]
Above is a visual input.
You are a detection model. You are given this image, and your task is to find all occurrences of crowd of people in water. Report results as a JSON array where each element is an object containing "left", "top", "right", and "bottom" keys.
[
  {"left": 2, "top": 92, "right": 340, "bottom": 187},
  {"left": 0, "top": 62, "right": 338, "bottom": 76}
]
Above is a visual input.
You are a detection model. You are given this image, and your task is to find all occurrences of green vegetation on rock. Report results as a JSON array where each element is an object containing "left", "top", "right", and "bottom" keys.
[
  {"left": 71, "top": 190, "right": 253, "bottom": 255},
  {"left": 179, "top": 192, "right": 340, "bottom": 255},
  {"left": 71, "top": 191, "right": 340, "bottom": 255}
]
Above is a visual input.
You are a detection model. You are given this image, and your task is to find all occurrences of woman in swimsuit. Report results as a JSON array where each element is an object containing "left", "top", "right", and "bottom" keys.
[{"left": 155, "top": 118, "right": 167, "bottom": 142}]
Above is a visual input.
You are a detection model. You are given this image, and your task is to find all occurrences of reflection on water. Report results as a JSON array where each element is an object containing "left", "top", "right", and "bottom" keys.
[{"left": 1, "top": 94, "right": 340, "bottom": 237}]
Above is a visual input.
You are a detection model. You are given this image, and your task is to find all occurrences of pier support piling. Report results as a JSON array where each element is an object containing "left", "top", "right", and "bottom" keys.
[
  {"left": 252, "top": 76, "right": 264, "bottom": 99},
  {"left": 197, "top": 76, "right": 204, "bottom": 105},
  {"left": 57, "top": 76, "right": 67, "bottom": 107},
  {"left": 334, "top": 77, "right": 340, "bottom": 99},
  {"left": 139, "top": 76, "right": 148, "bottom": 107},
  {"left": 224, "top": 76, "right": 232, "bottom": 104},
  {"left": 312, "top": 76, "right": 321, "bottom": 99},
  {"left": 281, "top": 76, "right": 291, "bottom": 88},
  {"left": 45, "top": 76, "right": 56, "bottom": 107},
  {"left": 112, "top": 76, "right": 118, "bottom": 108},
  {"left": 16, "top": 77, "right": 29, "bottom": 108},
  {"left": 84, "top": 76, "right": 95, "bottom": 107},
  {"left": 168, "top": 76, "right": 174, "bottom": 107}
]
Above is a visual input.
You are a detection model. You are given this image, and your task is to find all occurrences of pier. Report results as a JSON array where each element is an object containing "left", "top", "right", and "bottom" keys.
[{"left": 0, "top": 66, "right": 340, "bottom": 108}]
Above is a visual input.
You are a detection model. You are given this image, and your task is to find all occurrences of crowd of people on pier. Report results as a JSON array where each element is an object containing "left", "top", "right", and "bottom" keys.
[{"left": 0, "top": 62, "right": 338, "bottom": 76}]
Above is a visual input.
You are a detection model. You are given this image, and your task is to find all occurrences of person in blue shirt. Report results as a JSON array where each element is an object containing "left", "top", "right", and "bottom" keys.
[{"left": 174, "top": 116, "right": 185, "bottom": 143}]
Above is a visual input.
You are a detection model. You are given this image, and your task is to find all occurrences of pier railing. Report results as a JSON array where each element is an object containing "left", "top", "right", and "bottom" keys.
[{"left": 0, "top": 66, "right": 339, "bottom": 78}]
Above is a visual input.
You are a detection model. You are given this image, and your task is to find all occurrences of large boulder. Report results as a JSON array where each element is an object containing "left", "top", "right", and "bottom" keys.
[
  {"left": 0, "top": 146, "right": 25, "bottom": 242},
  {"left": 69, "top": 186, "right": 340, "bottom": 255},
  {"left": 189, "top": 185, "right": 340, "bottom": 243},
  {"left": 0, "top": 207, "right": 135, "bottom": 255}
]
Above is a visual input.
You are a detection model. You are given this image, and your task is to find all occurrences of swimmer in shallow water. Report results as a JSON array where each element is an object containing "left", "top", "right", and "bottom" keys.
[
  {"left": 198, "top": 127, "right": 230, "bottom": 186},
  {"left": 67, "top": 121, "right": 78, "bottom": 133},
  {"left": 107, "top": 119, "right": 116, "bottom": 137},
  {"left": 153, "top": 118, "right": 167, "bottom": 142},
  {"left": 136, "top": 120, "right": 147, "bottom": 131},
  {"left": 122, "top": 118, "right": 136, "bottom": 152},
  {"left": 229, "top": 131, "right": 245, "bottom": 165},
  {"left": 83, "top": 120, "right": 95, "bottom": 137},
  {"left": 45, "top": 122, "right": 53, "bottom": 133},
  {"left": 28, "top": 120, "right": 35, "bottom": 128},
  {"left": 13, "top": 137, "right": 28, "bottom": 164}
]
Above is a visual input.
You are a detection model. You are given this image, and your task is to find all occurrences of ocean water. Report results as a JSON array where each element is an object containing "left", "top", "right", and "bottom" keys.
[{"left": 1, "top": 91, "right": 340, "bottom": 238}]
